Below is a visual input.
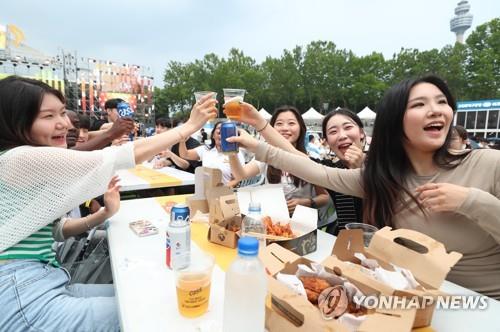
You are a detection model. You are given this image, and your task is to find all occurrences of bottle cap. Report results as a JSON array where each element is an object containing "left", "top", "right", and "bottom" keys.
[{"left": 238, "top": 236, "right": 259, "bottom": 256}]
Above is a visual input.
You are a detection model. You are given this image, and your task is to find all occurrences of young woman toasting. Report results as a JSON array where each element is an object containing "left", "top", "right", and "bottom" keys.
[{"left": 226, "top": 75, "right": 500, "bottom": 300}]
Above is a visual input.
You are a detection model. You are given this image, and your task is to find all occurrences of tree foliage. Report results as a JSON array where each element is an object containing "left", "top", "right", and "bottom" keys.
[{"left": 155, "top": 19, "right": 500, "bottom": 119}]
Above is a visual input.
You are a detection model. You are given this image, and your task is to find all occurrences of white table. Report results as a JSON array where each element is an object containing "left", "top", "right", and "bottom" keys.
[
  {"left": 116, "top": 163, "right": 195, "bottom": 192},
  {"left": 107, "top": 197, "right": 500, "bottom": 332}
]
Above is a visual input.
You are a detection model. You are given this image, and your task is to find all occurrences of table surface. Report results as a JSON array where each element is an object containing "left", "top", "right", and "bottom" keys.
[
  {"left": 115, "top": 162, "right": 195, "bottom": 192},
  {"left": 107, "top": 196, "right": 500, "bottom": 332}
]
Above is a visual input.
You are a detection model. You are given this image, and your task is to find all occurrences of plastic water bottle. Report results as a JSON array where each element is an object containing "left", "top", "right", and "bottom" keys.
[
  {"left": 223, "top": 237, "right": 267, "bottom": 332},
  {"left": 241, "top": 202, "right": 266, "bottom": 251}
]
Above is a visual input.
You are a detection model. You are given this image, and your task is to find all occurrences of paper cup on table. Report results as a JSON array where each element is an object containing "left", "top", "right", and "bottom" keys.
[
  {"left": 174, "top": 252, "right": 215, "bottom": 318},
  {"left": 345, "top": 223, "right": 378, "bottom": 247}
]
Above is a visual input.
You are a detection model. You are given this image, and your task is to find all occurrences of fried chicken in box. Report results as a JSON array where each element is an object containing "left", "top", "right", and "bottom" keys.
[
  {"left": 262, "top": 216, "right": 295, "bottom": 238},
  {"left": 298, "top": 276, "right": 368, "bottom": 318}
]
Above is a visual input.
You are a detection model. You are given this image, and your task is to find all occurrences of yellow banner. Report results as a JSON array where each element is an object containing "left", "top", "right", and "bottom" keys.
[
  {"left": 129, "top": 165, "right": 182, "bottom": 188},
  {"left": 155, "top": 195, "right": 237, "bottom": 271},
  {"left": 0, "top": 24, "right": 6, "bottom": 50}
]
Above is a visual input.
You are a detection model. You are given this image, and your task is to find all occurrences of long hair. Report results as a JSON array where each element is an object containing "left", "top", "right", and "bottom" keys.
[
  {"left": 362, "top": 75, "right": 469, "bottom": 228},
  {"left": 267, "top": 105, "right": 307, "bottom": 187},
  {"left": 0, "top": 76, "right": 65, "bottom": 150},
  {"left": 207, "top": 121, "right": 223, "bottom": 150}
]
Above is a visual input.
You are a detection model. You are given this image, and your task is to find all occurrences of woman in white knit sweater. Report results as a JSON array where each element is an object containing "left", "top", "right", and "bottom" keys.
[{"left": 0, "top": 76, "right": 216, "bottom": 331}]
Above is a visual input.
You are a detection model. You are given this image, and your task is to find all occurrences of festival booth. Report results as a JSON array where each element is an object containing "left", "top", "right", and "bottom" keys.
[
  {"left": 357, "top": 106, "right": 376, "bottom": 136},
  {"left": 259, "top": 108, "right": 272, "bottom": 120},
  {"left": 302, "top": 107, "right": 324, "bottom": 132}
]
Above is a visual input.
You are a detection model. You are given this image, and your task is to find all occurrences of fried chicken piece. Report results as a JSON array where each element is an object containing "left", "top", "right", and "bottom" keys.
[
  {"left": 305, "top": 289, "right": 321, "bottom": 304},
  {"left": 299, "top": 276, "right": 331, "bottom": 295},
  {"left": 262, "top": 216, "right": 295, "bottom": 238}
]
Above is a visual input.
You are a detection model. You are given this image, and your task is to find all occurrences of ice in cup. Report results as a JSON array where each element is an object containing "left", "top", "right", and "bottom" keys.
[
  {"left": 194, "top": 91, "right": 218, "bottom": 119},
  {"left": 345, "top": 223, "right": 378, "bottom": 247},
  {"left": 174, "top": 253, "right": 215, "bottom": 318},
  {"left": 223, "top": 88, "right": 246, "bottom": 121}
]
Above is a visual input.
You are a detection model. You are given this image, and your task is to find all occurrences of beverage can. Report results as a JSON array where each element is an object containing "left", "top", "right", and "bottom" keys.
[
  {"left": 166, "top": 204, "right": 191, "bottom": 269},
  {"left": 117, "top": 101, "right": 134, "bottom": 118},
  {"left": 220, "top": 121, "right": 239, "bottom": 154}
]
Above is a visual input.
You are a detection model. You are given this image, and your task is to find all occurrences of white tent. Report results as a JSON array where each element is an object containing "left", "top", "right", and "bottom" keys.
[
  {"left": 302, "top": 107, "right": 324, "bottom": 120},
  {"left": 258, "top": 108, "right": 272, "bottom": 120},
  {"left": 357, "top": 106, "right": 376, "bottom": 120}
]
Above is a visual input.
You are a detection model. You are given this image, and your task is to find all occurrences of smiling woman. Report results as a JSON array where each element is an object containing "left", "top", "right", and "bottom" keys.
[
  {"left": 227, "top": 75, "right": 500, "bottom": 300},
  {"left": 30, "top": 94, "right": 70, "bottom": 147},
  {"left": 0, "top": 76, "right": 215, "bottom": 331}
]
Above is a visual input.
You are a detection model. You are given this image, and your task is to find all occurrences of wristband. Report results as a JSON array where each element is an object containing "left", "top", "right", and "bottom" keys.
[
  {"left": 84, "top": 217, "right": 92, "bottom": 231},
  {"left": 256, "top": 121, "right": 269, "bottom": 132},
  {"left": 310, "top": 198, "right": 317, "bottom": 209}
]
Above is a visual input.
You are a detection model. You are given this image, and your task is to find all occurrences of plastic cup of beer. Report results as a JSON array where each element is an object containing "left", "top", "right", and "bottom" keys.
[
  {"left": 194, "top": 91, "right": 218, "bottom": 119},
  {"left": 223, "top": 88, "right": 246, "bottom": 121},
  {"left": 345, "top": 223, "right": 378, "bottom": 247},
  {"left": 174, "top": 252, "right": 215, "bottom": 318}
]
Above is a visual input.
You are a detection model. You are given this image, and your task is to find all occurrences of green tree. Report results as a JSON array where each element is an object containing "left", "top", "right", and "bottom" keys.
[{"left": 466, "top": 18, "right": 500, "bottom": 99}]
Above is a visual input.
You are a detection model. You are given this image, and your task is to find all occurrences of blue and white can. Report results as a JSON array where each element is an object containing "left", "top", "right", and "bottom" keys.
[
  {"left": 220, "top": 121, "right": 239, "bottom": 154},
  {"left": 166, "top": 204, "right": 190, "bottom": 270}
]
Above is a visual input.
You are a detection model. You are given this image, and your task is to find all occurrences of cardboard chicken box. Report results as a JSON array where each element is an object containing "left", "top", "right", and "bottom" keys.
[
  {"left": 261, "top": 243, "right": 416, "bottom": 332},
  {"left": 187, "top": 167, "right": 242, "bottom": 248},
  {"left": 237, "top": 184, "right": 318, "bottom": 256},
  {"left": 322, "top": 227, "right": 462, "bottom": 328}
]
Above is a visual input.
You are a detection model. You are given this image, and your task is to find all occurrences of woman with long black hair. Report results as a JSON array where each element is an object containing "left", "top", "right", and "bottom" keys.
[{"left": 228, "top": 75, "right": 500, "bottom": 299}]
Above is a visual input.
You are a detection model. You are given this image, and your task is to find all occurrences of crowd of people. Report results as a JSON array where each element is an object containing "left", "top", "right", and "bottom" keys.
[{"left": 0, "top": 74, "right": 499, "bottom": 330}]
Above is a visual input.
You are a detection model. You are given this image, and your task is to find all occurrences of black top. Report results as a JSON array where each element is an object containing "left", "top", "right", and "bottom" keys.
[
  {"left": 313, "top": 158, "right": 364, "bottom": 234},
  {"left": 170, "top": 137, "right": 201, "bottom": 173}
]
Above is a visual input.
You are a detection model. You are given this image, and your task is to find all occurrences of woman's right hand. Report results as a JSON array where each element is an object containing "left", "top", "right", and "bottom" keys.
[
  {"left": 186, "top": 93, "right": 218, "bottom": 130},
  {"left": 225, "top": 129, "right": 260, "bottom": 153},
  {"left": 239, "top": 102, "right": 266, "bottom": 129}
]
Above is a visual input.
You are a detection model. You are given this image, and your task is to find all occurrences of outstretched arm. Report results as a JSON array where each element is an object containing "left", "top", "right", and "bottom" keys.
[
  {"left": 227, "top": 133, "right": 364, "bottom": 198},
  {"left": 178, "top": 140, "right": 201, "bottom": 161},
  {"left": 133, "top": 94, "right": 216, "bottom": 164},
  {"left": 228, "top": 154, "right": 260, "bottom": 182}
]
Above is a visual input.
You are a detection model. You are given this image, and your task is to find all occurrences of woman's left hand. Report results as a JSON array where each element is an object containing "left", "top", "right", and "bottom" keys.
[
  {"left": 286, "top": 198, "right": 309, "bottom": 214},
  {"left": 415, "top": 183, "right": 470, "bottom": 212},
  {"left": 103, "top": 176, "right": 121, "bottom": 217}
]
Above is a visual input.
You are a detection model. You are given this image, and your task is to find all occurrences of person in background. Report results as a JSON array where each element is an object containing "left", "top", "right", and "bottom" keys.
[
  {"left": 306, "top": 134, "right": 323, "bottom": 159},
  {"left": 179, "top": 120, "right": 245, "bottom": 185},
  {"left": 0, "top": 76, "right": 216, "bottom": 330},
  {"left": 200, "top": 128, "right": 208, "bottom": 143},
  {"left": 450, "top": 125, "right": 469, "bottom": 150},
  {"left": 153, "top": 117, "right": 201, "bottom": 173},
  {"left": 226, "top": 75, "right": 500, "bottom": 300},
  {"left": 65, "top": 110, "right": 134, "bottom": 151},
  {"left": 76, "top": 113, "right": 91, "bottom": 146},
  {"left": 100, "top": 98, "right": 131, "bottom": 145},
  {"left": 229, "top": 106, "right": 329, "bottom": 215}
]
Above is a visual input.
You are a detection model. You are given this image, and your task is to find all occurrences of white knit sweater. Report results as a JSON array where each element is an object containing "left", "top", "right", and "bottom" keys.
[{"left": 0, "top": 144, "right": 135, "bottom": 251}]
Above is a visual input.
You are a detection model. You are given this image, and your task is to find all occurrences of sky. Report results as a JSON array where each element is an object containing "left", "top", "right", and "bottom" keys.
[{"left": 1, "top": 0, "right": 498, "bottom": 87}]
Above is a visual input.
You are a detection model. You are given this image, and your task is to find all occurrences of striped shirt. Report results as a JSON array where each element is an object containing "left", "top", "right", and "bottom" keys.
[
  {"left": 314, "top": 158, "right": 363, "bottom": 233},
  {"left": 0, "top": 223, "right": 58, "bottom": 266}
]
